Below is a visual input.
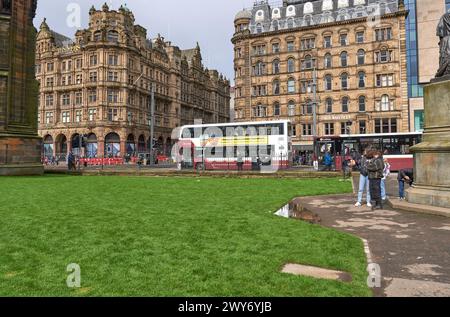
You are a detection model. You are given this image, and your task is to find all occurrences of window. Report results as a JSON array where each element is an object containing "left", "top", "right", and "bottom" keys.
[
  {"left": 274, "top": 103, "right": 281, "bottom": 116},
  {"left": 324, "top": 75, "right": 332, "bottom": 91},
  {"left": 380, "top": 95, "right": 391, "bottom": 111},
  {"left": 358, "top": 71, "right": 366, "bottom": 88},
  {"left": 359, "top": 96, "right": 366, "bottom": 112},
  {"left": 108, "top": 71, "right": 119, "bottom": 82},
  {"left": 108, "top": 54, "right": 118, "bottom": 66},
  {"left": 340, "top": 51, "right": 348, "bottom": 67},
  {"left": 288, "top": 101, "right": 296, "bottom": 116},
  {"left": 340, "top": 33, "right": 348, "bottom": 46},
  {"left": 89, "top": 55, "right": 98, "bottom": 66},
  {"left": 46, "top": 77, "right": 54, "bottom": 87},
  {"left": 45, "top": 112, "right": 53, "bottom": 124},
  {"left": 256, "top": 23, "right": 262, "bottom": 34},
  {"left": 62, "top": 111, "right": 70, "bottom": 123},
  {"left": 108, "top": 108, "right": 119, "bottom": 121},
  {"left": 89, "top": 72, "right": 97, "bottom": 82},
  {"left": 302, "top": 100, "right": 313, "bottom": 114},
  {"left": 76, "top": 59, "right": 82, "bottom": 69},
  {"left": 326, "top": 98, "right": 333, "bottom": 113},
  {"left": 341, "top": 73, "right": 349, "bottom": 89},
  {"left": 341, "top": 122, "right": 352, "bottom": 134},
  {"left": 45, "top": 94, "right": 54, "bottom": 106},
  {"left": 75, "top": 91, "right": 82, "bottom": 105},
  {"left": 62, "top": 94, "right": 70, "bottom": 106},
  {"left": 325, "top": 123, "right": 334, "bottom": 135},
  {"left": 291, "top": 125, "right": 297, "bottom": 137},
  {"left": 47, "top": 63, "right": 54, "bottom": 72},
  {"left": 75, "top": 110, "right": 82, "bottom": 123},
  {"left": 252, "top": 85, "right": 267, "bottom": 96},
  {"left": 272, "top": 20, "right": 279, "bottom": 31},
  {"left": 357, "top": 49, "right": 365, "bottom": 65},
  {"left": 375, "top": 118, "right": 397, "bottom": 133},
  {"left": 324, "top": 53, "right": 332, "bottom": 68},
  {"left": 302, "top": 55, "right": 314, "bottom": 70},
  {"left": 273, "top": 80, "right": 280, "bottom": 95},
  {"left": 342, "top": 97, "right": 349, "bottom": 113},
  {"left": 272, "top": 43, "right": 280, "bottom": 53},
  {"left": 253, "top": 61, "right": 265, "bottom": 76},
  {"left": 287, "top": 78, "right": 296, "bottom": 93},
  {"left": 356, "top": 31, "right": 365, "bottom": 43},
  {"left": 287, "top": 18, "right": 295, "bottom": 28},
  {"left": 94, "top": 31, "right": 102, "bottom": 41},
  {"left": 359, "top": 120, "right": 367, "bottom": 134},
  {"left": 301, "top": 80, "right": 313, "bottom": 93},
  {"left": 301, "top": 38, "right": 315, "bottom": 50},
  {"left": 252, "top": 45, "right": 266, "bottom": 55},
  {"left": 302, "top": 124, "right": 312, "bottom": 136},
  {"left": 324, "top": 36, "right": 332, "bottom": 48},
  {"left": 375, "top": 27, "right": 392, "bottom": 41},
  {"left": 376, "top": 74, "right": 394, "bottom": 87},
  {"left": 107, "top": 89, "right": 119, "bottom": 103},
  {"left": 376, "top": 50, "right": 392, "bottom": 63},
  {"left": 287, "top": 41, "right": 295, "bottom": 52},
  {"left": 272, "top": 59, "right": 280, "bottom": 74},
  {"left": 107, "top": 31, "right": 119, "bottom": 43},
  {"left": 287, "top": 58, "right": 295, "bottom": 72},
  {"left": 76, "top": 74, "right": 82, "bottom": 84},
  {"left": 414, "top": 110, "right": 425, "bottom": 132},
  {"left": 88, "top": 89, "right": 97, "bottom": 103},
  {"left": 88, "top": 108, "right": 97, "bottom": 121}
]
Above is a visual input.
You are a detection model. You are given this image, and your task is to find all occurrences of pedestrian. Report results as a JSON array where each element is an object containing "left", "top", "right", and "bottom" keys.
[
  {"left": 381, "top": 158, "right": 391, "bottom": 201},
  {"left": 237, "top": 151, "right": 244, "bottom": 172},
  {"left": 355, "top": 149, "right": 372, "bottom": 207},
  {"left": 398, "top": 168, "right": 414, "bottom": 200},
  {"left": 67, "top": 151, "right": 74, "bottom": 171},
  {"left": 367, "top": 150, "right": 385, "bottom": 210},
  {"left": 323, "top": 151, "right": 333, "bottom": 171}
]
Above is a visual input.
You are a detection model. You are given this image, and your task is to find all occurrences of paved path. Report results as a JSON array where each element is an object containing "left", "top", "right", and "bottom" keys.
[{"left": 294, "top": 191, "right": 450, "bottom": 297}]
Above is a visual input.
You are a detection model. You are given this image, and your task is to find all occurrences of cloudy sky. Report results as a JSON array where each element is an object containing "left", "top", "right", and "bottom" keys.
[{"left": 35, "top": 0, "right": 256, "bottom": 84}]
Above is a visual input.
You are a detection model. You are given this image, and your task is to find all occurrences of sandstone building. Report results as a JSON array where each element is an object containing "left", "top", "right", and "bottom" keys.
[
  {"left": 36, "top": 3, "right": 230, "bottom": 159},
  {"left": 232, "top": 0, "right": 409, "bottom": 151}
]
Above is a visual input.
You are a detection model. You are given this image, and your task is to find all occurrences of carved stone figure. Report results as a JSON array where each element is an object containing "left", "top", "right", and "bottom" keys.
[{"left": 436, "top": 12, "right": 450, "bottom": 78}]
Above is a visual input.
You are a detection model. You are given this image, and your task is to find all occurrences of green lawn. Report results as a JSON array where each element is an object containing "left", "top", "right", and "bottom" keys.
[{"left": 0, "top": 175, "right": 371, "bottom": 297}]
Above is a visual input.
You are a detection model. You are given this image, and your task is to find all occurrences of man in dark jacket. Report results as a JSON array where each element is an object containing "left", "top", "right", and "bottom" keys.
[
  {"left": 367, "top": 150, "right": 385, "bottom": 210},
  {"left": 398, "top": 168, "right": 414, "bottom": 200}
]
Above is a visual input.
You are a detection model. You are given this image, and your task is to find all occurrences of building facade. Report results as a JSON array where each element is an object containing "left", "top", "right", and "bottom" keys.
[
  {"left": 407, "top": 0, "right": 446, "bottom": 132},
  {"left": 0, "top": 0, "right": 43, "bottom": 175},
  {"left": 36, "top": 3, "right": 230, "bottom": 159},
  {"left": 232, "top": 0, "right": 409, "bottom": 151}
]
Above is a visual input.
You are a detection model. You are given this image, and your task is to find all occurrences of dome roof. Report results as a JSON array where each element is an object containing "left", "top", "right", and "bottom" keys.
[{"left": 235, "top": 9, "right": 252, "bottom": 21}]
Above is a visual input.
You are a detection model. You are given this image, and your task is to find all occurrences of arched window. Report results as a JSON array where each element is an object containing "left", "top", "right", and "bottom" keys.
[
  {"left": 107, "top": 30, "right": 119, "bottom": 43},
  {"left": 324, "top": 74, "right": 332, "bottom": 91},
  {"left": 324, "top": 53, "right": 332, "bottom": 68},
  {"left": 287, "top": 18, "right": 295, "bottom": 28},
  {"left": 272, "top": 59, "right": 280, "bottom": 74},
  {"left": 288, "top": 101, "right": 296, "bottom": 116},
  {"left": 326, "top": 98, "right": 333, "bottom": 113},
  {"left": 358, "top": 71, "right": 366, "bottom": 88},
  {"left": 340, "top": 51, "right": 348, "bottom": 67},
  {"left": 342, "top": 97, "right": 349, "bottom": 113},
  {"left": 256, "top": 104, "right": 267, "bottom": 117},
  {"left": 273, "top": 80, "right": 280, "bottom": 95},
  {"left": 302, "top": 55, "right": 313, "bottom": 70},
  {"left": 94, "top": 31, "right": 102, "bottom": 41},
  {"left": 256, "top": 23, "right": 263, "bottom": 33},
  {"left": 287, "top": 58, "right": 295, "bottom": 72},
  {"left": 287, "top": 78, "right": 296, "bottom": 93},
  {"left": 359, "top": 96, "right": 366, "bottom": 112},
  {"left": 357, "top": 49, "right": 365, "bottom": 65},
  {"left": 381, "top": 94, "right": 390, "bottom": 111},
  {"left": 272, "top": 20, "right": 279, "bottom": 31},
  {"left": 253, "top": 61, "right": 265, "bottom": 76},
  {"left": 303, "top": 99, "right": 313, "bottom": 114},
  {"left": 274, "top": 102, "right": 281, "bottom": 116},
  {"left": 341, "top": 73, "right": 349, "bottom": 89}
]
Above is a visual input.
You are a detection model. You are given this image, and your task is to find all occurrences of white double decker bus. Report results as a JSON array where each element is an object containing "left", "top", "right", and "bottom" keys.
[{"left": 175, "top": 120, "right": 293, "bottom": 171}]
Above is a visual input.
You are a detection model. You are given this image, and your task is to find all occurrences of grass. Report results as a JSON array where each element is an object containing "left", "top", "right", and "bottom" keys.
[{"left": 0, "top": 175, "right": 371, "bottom": 297}]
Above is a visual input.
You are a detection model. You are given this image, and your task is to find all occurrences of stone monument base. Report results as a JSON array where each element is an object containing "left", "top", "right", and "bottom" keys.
[
  {"left": 408, "top": 78, "right": 450, "bottom": 210},
  {"left": 0, "top": 134, "right": 44, "bottom": 176}
]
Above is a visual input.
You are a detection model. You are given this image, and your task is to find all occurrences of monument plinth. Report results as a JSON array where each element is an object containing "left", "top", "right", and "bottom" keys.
[
  {"left": 406, "top": 12, "right": 450, "bottom": 209},
  {"left": 0, "top": 0, "right": 43, "bottom": 176}
]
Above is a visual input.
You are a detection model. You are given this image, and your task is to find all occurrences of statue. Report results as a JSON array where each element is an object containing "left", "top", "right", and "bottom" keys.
[{"left": 436, "top": 11, "right": 450, "bottom": 78}]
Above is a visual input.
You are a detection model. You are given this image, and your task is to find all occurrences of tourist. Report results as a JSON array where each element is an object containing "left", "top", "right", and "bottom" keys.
[
  {"left": 381, "top": 158, "right": 391, "bottom": 201},
  {"left": 323, "top": 151, "right": 333, "bottom": 171},
  {"left": 67, "top": 152, "right": 74, "bottom": 171},
  {"left": 237, "top": 151, "right": 244, "bottom": 172},
  {"left": 398, "top": 168, "right": 414, "bottom": 200},
  {"left": 367, "top": 150, "right": 385, "bottom": 210},
  {"left": 354, "top": 149, "right": 372, "bottom": 207}
]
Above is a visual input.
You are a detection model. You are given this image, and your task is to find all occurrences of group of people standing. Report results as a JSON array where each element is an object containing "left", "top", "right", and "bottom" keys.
[{"left": 352, "top": 149, "right": 392, "bottom": 210}]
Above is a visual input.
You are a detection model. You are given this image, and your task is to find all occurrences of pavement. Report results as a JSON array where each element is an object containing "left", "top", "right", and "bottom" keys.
[{"left": 294, "top": 177, "right": 450, "bottom": 297}]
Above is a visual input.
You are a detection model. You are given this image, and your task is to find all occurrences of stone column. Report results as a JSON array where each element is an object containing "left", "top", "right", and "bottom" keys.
[
  {"left": 407, "top": 79, "right": 450, "bottom": 209},
  {"left": 0, "top": 0, "right": 43, "bottom": 176}
]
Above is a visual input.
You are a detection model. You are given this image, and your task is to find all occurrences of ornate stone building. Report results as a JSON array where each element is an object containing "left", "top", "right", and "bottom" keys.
[
  {"left": 0, "top": 0, "right": 43, "bottom": 175},
  {"left": 232, "top": 0, "right": 409, "bottom": 151},
  {"left": 36, "top": 3, "right": 230, "bottom": 159}
]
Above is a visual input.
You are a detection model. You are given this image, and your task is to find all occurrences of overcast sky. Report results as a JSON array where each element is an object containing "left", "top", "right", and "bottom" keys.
[{"left": 35, "top": 0, "right": 256, "bottom": 84}]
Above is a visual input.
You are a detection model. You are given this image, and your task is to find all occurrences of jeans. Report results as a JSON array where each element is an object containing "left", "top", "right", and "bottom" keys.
[
  {"left": 381, "top": 179, "right": 386, "bottom": 200},
  {"left": 399, "top": 180, "right": 405, "bottom": 198},
  {"left": 357, "top": 175, "right": 371, "bottom": 204}
]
